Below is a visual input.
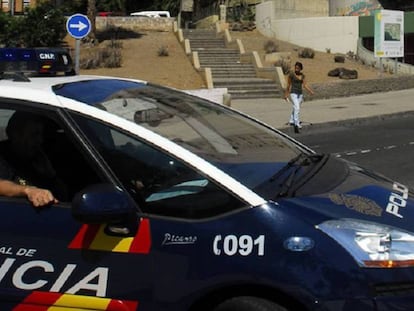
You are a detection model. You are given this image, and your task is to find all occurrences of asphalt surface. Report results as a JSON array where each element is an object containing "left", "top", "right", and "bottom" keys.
[{"left": 231, "top": 88, "right": 414, "bottom": 131}]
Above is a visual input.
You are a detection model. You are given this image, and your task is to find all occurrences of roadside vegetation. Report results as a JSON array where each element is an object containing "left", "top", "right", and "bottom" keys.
[{"left": 0, "top": 2, "right": 66, "bottom": 47}]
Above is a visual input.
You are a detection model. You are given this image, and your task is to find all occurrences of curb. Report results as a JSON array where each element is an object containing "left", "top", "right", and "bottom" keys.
[{"left": 279, "top": 110, "right": 414, "bottom": 133}]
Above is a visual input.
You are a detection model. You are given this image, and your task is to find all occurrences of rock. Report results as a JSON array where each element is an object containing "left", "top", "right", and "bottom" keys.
[
  {"left": 328, "top": 67, "right": 358, "bottom": 79},
  {"left": 334, "top": 54, "right": 345, "bottom": 63},
  {"left": 328, "top": 67, "right": 343, "bottom": 77},
  {"left": 339, "top": 69, "right": 358, "bottom": 79}
]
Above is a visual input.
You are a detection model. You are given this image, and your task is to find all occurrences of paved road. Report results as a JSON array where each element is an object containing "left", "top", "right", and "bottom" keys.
[
  {"left": 231, "top": 88, "right": 414, "bottom": 130},
  {"left": 296, "top": 115, "right": 414, "bottom": 189},
  {"left": 231, "top": 88, "right": 414, "bottom": 189}
]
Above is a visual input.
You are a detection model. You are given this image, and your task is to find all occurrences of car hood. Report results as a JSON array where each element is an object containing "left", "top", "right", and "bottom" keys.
[{"left": 277, "top": 161, "right": 414, "bottom": 231}]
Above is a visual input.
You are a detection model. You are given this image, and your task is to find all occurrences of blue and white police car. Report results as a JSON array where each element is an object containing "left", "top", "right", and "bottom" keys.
[{"left": 0, "top": 48, "right": 412, "bottom": 311}]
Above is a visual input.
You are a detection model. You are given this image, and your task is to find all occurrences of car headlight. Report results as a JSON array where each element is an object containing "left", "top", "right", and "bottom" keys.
[{"left": 317, "top": 219, "right": 414, "bottom": 268}]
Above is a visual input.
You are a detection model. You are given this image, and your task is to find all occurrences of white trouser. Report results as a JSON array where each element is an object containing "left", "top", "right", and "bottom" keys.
[{"left": 289, "top": 93, "right": 303, "bottom": 126}]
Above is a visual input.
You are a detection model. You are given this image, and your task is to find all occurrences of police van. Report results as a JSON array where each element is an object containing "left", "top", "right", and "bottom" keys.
[
  {"left": 0, "top": 48, "right": 74, "bottom": 76},
  {"left": 0, "top": 48, "right": 412, "bottom": 311}
]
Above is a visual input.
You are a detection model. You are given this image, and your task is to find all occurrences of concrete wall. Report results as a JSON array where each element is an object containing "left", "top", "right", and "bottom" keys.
[
  {"left": 329, "top": 0, "right": 382, "bottom": 16},
  {"left": 269, "top": 0, "right": 329, "bottom": 19},
  {"left": 256, "top": 2, "right": 359, "bottom": 54},
  {"left": 96, "top": 16, "right": 175, "bottom": 32}
]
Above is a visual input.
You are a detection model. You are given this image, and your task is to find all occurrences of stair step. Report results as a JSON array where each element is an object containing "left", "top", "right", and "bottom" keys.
[
  {"left": 214, "top": 77, "right": 274, "bottom": 83},
  {"left": 214, "top": 83, "right": 278, "bottom": 90},
  {"left": 229, "top": 92, "right": 281, "bottom": 99},
  {"left": 183, "top": 29, "right": 280, "bottom": 98},
  {"left": 211, "top": 70, "right": 256, "bottom": 74},
  {"left": 196, "top": 48, "right": 239, "bottom": 52},
  {"left": 199, "top": 55, "right": 240, "bottom": 59},
  {"left": 212, "top": 72, "right": 257, "bottom": 76},
  {"left": 200, "top": 61, "right": 245, "bottom": 65}
]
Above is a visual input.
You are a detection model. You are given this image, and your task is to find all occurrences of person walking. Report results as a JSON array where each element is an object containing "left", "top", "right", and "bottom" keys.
[{"left": 284, "top": 62, "right": 314, "bottom": 133}]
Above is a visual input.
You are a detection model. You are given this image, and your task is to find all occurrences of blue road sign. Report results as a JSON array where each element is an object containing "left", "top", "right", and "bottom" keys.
[{"left": 66, "top": 14, "right": 91, "bottom": 39}]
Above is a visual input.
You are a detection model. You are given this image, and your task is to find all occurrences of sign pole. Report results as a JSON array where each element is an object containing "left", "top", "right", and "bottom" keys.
[{"left": 75, "top": 39, "right": 81, "bottom": 74}]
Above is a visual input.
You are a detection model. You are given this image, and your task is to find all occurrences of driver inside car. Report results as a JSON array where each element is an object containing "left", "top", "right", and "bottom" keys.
[{"left": 0, "top": 111, "right": 66, "bottom": 207}]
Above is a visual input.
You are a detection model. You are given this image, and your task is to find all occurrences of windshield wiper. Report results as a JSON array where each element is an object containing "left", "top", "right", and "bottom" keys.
[
  {"left": 271, "top": 153, "right": 326, "bottom": 197},
  {"left": 269, "top": 152, "right": 319, "bottom": 182}
]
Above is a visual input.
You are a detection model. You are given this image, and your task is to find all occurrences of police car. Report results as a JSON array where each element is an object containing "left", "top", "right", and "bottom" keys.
[{"left": 0, "top": 48, "right": 412, "bottom": 311}]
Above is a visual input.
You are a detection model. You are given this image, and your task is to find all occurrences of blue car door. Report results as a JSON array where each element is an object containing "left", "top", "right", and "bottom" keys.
[{"left": 0, "top": 104, "right": 154, "bottom": 310}]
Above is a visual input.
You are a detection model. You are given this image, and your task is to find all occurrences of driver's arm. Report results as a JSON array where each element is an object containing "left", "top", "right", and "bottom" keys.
[{"left": 0, "top": 179, "right": 58, "bottom": 207}]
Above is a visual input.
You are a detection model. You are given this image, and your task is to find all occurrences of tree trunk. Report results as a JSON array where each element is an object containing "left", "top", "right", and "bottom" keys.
[{"left": 87, "top": 0, "right": 96, "bottom": 40}]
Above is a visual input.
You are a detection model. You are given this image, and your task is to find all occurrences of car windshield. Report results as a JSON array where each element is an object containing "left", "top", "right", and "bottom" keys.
[{"left": 53, "top": 79, "right": 306, "bottom": 195}]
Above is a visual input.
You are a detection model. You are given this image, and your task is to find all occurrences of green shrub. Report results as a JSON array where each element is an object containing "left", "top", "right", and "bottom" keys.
[
  {"left": 264, "top": 40, "right": 278, "bottom": 54},
  {"left": 101, "top": 46, "right": 122, "bottom": 68},
  {"left": 158, "top": 45, "right": 169, "bottom": 57},
  {"left": 0, "top": 2, "right": 66, "bottom": 47},
  {"left": 80, "top": 42, "right": 122, "bottom": 69},
  {"left": 106, "top": 38, "right": 123, "bottom": 49},
  {"left": 80, "top": 50, "right": 101, "bottom": 69},
  {"left": 274, "top": 58, "right": 291, "bottom": 74},
  {"left": 298, "top": 48, "right": 315, "bottom": 59}
]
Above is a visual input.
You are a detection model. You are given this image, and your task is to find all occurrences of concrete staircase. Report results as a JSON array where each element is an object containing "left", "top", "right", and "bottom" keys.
[{"left": 183, "top": 29, "right": 281, "bottom": 99}]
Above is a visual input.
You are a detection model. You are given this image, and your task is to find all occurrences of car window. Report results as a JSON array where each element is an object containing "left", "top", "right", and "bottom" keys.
[
  {"left": 0, "top": 107, "right": 103, "bottom": 202},
  {"left": 71, "top": 113, "right": 245, "bottom": 219},
  {"left": 54, "top": 80, "right": 302, "bottom": 191}
]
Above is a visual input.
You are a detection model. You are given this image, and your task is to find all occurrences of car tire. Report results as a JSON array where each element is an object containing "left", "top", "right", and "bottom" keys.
[{"left": 213, "top": 296, "right": 288, "bottom": 311}]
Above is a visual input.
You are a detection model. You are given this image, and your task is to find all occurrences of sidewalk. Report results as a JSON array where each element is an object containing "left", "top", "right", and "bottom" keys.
[{"left": 230, "top": 88, "right": 414, "bottom": 130}]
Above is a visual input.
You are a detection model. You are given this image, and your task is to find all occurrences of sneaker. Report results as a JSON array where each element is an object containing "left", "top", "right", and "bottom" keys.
[{"left": 294, "top": 125, "right": 300, "bottom": 133}]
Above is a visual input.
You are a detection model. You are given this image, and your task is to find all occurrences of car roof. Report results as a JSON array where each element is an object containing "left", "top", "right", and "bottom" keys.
[{"left": 0, "top": 75, "right": 147, "bottom": 106}]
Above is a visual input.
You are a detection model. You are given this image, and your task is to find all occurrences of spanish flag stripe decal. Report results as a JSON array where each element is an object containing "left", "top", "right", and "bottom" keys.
[
  {"left": 13, "top": 291, "right": 139, "bottom": 311},
  {"left": 129, "top": 218, "right": 151, "bottom": 254},
  {"left": 68, "top": 224, "right": 101, "bottom": 249},
  {"left": 13, "top": 306, "right": 48, "bottom": 311},
  {"left": 89, "top": 225, "right": 133, "bottom": 252},
  {"left": 68, "top": 219, "right": 151, "bottom": 254},
  {"left": 108, "top": 299, "right": 139, "bottom": 310},
  {"left": 13, "top": 291, "right": 61, "bottom": 310},
  {"left": 53, "top": 294, "right": 111, "bottom": 309}
]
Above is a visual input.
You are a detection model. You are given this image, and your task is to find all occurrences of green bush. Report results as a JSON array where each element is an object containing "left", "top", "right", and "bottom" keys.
[
  {"left": 274, "top": 58, "right": 291, "bottom": 74},
  {"left": 298, "top": 48, "right": 315, "bottom": 59},
  {"left": 264, "top": 40, "right": 278, "bottom": 54},
  {"left": 80, "top": 41, "right": 123, "bottom": 69},
  {"left": 0, "top": 2, "right": 66, "bottom": 48},
  {"left": 101, "top": 46, "right": 122, "bottom": 68},
  {"left": 157, "top": 45, "right": 169, "bottom": 57}
]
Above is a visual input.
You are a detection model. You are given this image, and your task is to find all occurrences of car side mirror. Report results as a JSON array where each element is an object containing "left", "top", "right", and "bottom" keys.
[{"left": 72, "top": 183, "right": 136, "bottom": 224}]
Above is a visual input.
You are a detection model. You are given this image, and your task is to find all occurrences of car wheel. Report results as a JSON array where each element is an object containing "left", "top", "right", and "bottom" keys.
[{"left": 213, "top": 296, "right": 288, "bottom": 311}]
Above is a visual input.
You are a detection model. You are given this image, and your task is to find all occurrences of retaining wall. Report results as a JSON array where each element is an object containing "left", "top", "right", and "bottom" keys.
[
  {"left": 256, "top": 1, "right": 359, "bottom": 54},
  {"left": 95, "top": 16, "right": 175, "bottom": 32}
]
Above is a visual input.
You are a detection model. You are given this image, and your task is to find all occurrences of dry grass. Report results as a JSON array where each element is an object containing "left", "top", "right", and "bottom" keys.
[
  {"left": 230, "top": 30, "right": 390, "bottom": 84},
  {"left": 69, "top": 29, "right": 390, "bottom": 90}
]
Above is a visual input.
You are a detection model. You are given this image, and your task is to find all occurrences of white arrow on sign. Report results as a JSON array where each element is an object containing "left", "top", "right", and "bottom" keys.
[{"left": 70, "top": 21, "right": 87, "bottom": 32}]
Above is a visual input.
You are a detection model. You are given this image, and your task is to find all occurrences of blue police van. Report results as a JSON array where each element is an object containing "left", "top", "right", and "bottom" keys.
[{"left": 0, "top": 48, "right": 412, "bottom": 311}]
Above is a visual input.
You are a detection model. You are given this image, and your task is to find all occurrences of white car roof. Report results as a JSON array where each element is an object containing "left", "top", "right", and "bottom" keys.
[
  {"left": 0, "top": 75, "right": 112, "bottom": 106},
  {"left": 0, "top": 74, "right": 148, "bottom": 103}
]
